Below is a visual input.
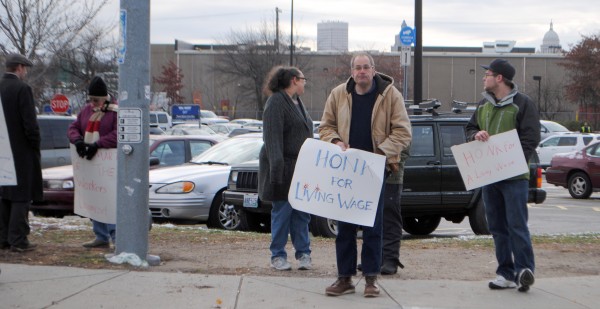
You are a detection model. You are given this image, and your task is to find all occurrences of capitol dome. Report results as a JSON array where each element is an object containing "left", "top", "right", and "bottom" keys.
[{"left": 540, "top": 21, "right": 562, "bottom": 54}]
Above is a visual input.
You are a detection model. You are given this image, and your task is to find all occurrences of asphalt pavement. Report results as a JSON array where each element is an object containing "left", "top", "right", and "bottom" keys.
[{"left": 1, "top": 263, "right": 598, "bottom": 309}]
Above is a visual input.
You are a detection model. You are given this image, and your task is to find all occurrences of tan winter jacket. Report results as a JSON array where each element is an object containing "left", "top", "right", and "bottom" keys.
[{"left": 319, "top": 73, "right": 412, "bottom": 166}]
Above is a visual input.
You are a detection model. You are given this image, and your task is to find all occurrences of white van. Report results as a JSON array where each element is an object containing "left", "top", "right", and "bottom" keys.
[{"left": 150, "top": 111, "right": 172, "bottom": 131}]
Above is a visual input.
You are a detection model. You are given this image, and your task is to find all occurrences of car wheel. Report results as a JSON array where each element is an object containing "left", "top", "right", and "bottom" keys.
[
  {"left": 239, "top": 209, "right": 269, "bottom": 233},
  {"left": 310, "top": 215, "right": 338, "bottom": 238},
  {"left": 207, "top": 192, "right": 244, "bottom": 230},
  {"left": 568, "top": 172, "right": 593, "bottom": 199},
  {"left": 31, "top": 209, "right": 66, "bottom": 218},
  {"left": 468, "top": 198, "right": 490, "bottom": 235},
  {"left": 402, "top": 216, "right": 441, "bottom": 235}
]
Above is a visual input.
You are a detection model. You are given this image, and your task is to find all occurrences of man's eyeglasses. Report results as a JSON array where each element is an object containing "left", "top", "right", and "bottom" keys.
[
  {"left": 297, "top": 76, "right": 308, "bottom": 82},
  {"left": 353, "top": 65, "right": 373, "bottom": 71},
  {"left": 483, "top": 73, "right": 497, "bottom": 78}
]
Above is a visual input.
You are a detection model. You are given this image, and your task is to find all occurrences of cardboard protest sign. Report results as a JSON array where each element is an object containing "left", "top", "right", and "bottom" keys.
[
  {"left": 72, "top": 146, "right": 118, "bottom": 224},
  {"left": 451, "top": 129, "right": 528, "bottom": 190},
  {"left": 0, "top": 98, "right": 17, "bottom": 185},
  {"left": 288, "top": 138, "right": 386, "bottom": 227}
]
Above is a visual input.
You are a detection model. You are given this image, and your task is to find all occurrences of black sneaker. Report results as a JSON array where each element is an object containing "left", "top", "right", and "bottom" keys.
[
  {"left": 381, "top": 262, "right": 398, "bottom": 275},
  {"left": 517, "top": 268, "right": 535, "bottom": 292},
  {"left": 10, "top": 243, "right": 37, "bottom": 252}
]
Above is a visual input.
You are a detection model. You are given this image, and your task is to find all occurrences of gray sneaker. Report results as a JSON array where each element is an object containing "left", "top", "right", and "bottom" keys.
[
  {"left": 298, "top": 254, "right": 312, "bottom": 270},
  {"left": 517, "top": 268, "right": 535, "bottom": 292},
  {"left": 270, "top": 257, "right": 291, "bottom": 271}
]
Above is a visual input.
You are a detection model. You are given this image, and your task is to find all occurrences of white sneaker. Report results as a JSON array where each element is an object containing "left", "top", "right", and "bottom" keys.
[
  {"left": 489, "top": 275, "right": 517, "bottom": 289},
  {"left": 298, "top": 254, "right": 312, "bottom": 270},
  {"left": 270, "top": 257, "right": 291, "bottom": 271}
]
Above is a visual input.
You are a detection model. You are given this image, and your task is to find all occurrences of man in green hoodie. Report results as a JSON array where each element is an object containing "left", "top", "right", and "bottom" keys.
[{"left": 466, "top": 59, "right": 540, "bottom": 293}]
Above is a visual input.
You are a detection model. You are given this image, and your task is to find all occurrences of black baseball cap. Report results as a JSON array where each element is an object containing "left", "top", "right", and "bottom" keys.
[
  {"left": 481, "top": 59, "right": 515, "bottom": 81},
  {"left": 5, "top": 53, "right": 33, "bottom": 67}
]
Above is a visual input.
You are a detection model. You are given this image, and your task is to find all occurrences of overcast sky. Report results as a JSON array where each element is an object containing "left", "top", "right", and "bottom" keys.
[{"left": 103, "top": 0, "right": 600, "bottom": 52}]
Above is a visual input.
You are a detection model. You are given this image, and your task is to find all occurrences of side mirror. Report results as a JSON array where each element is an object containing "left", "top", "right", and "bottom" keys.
[{"left": 149, "top": 157, "right": 160, "bottom": 166}]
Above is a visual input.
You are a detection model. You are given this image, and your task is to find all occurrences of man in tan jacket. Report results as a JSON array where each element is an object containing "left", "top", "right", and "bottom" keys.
[{"left": 320, "top": 52, "right": 411, "bottom": 298}]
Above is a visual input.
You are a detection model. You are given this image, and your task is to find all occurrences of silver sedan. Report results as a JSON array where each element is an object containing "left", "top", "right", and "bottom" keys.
[{"left": 148, "top": 133, "right": 263, "bottom": 230}]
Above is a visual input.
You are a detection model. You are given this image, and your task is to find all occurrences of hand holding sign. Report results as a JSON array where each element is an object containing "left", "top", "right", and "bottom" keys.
[
  {"left": 288, "top": 139, "right": 386, "bottom": 227},
  {"left": 451, "top": 129, "right": 529, "bottom": 190}
]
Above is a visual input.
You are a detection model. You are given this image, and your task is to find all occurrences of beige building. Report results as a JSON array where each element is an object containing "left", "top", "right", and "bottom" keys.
[{"left": 151, "top": 43, "right": 573, "bottom": 121}]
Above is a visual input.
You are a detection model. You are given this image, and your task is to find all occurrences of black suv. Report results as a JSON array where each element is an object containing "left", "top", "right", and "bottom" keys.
[{"left": 222, "top": 103, "right": 546, "bottom": 237}]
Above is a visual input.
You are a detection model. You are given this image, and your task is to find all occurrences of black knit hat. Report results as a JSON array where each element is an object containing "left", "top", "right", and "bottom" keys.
[{"left": 88, "top": 76, "right": 108, "bottom": 97}]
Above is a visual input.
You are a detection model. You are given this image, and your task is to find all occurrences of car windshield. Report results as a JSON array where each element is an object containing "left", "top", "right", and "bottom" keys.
[
  {"left": 165, "top": 126, "right": 218, "bottom": 136},
  {"left": 190, "top": 136, "right": 263, "bottom": 165},
  {"left": 200, "top": 110, "right": 218, "bottom": 118},
  {"left": 543, "top": 121, "right": 569, "bottom": 132}
]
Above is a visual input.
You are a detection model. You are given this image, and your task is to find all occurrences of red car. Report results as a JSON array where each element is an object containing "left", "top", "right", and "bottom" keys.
[
  {"left": 546, "top": 141, "right": 600, "bottom": 199},
  {"left": 32, "top": 135, "right": 221, "bottom": 217}
]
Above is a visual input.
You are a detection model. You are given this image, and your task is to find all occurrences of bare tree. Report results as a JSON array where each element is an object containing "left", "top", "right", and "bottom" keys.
[
  {"left": 0, "top": 0, "right": 109, "bottom": 102},
  {"left": 49, "top": 23, "right": 117, "bottom": 92},
  {"left": 212, "top": 20, "right": 291, "bottom": 118}
]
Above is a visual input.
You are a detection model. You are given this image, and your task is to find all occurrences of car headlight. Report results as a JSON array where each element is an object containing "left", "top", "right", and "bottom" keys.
[
  {"left": 230, "top": 171, "right": 238, "bottom": 182},
  {"left": 229, "top": 171, "right": 238, "bottom": 190},
  {"left": 155, "top": 181, "right": 195, "bottom": 194},
  {"left": 46, "top": 180, "right": 74, "bottom": 190}
]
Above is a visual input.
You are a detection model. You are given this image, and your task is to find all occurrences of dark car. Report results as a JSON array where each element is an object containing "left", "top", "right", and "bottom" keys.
[
  {"left": 223, "top": 105, "right": 546, "bottom": 237},
  {"left": 31, "top": 135, "right": 221, "bottom": 217},
  {"left": 545, "top": 141, "right": 600, "bottom": 199}
]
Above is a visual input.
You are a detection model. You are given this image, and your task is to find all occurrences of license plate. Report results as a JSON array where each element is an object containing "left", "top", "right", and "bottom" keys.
[{"left": 243, "top": 193, "right": 259, "bottom": 208}]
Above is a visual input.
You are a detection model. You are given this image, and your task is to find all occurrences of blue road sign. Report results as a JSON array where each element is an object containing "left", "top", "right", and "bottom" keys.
[
  {"left": 43, "top": 104, "right": 52, "bottom": 114},
  {"left": 400, "top": 26, "right": 415, "bottom": 46},
  {"left": 171, "top": 104, "right": 200, "bottom": 121}
]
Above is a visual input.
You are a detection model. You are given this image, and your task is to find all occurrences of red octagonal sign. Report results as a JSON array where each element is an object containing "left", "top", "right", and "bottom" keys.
[{"left": 50, "top": 94, "right": 69, "bottom": 113}]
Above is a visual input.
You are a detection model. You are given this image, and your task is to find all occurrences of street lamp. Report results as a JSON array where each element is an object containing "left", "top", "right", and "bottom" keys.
[{"left": 533, "top": 76, "right": 542, "bottom": 117}]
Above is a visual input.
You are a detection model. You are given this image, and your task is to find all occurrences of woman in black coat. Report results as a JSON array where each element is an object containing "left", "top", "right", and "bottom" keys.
[
  {"left": 0, "top": 54, "right": 42, "bottom": 252},
  {"left": 258, "top": 66, "right": 314, "bottom": 271}
]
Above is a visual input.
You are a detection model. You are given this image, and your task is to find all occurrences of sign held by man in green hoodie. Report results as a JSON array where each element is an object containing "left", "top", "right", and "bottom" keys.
[{"left": 452, "top": 129, "right": 529, "bottom": 190}]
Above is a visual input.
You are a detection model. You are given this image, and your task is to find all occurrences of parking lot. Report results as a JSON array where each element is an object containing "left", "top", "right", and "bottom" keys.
[{"left": 435, "top": 176, "right": 600, "bottom": 236}]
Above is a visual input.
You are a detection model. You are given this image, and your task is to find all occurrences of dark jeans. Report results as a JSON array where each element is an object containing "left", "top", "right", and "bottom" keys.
[
  {"left": 383, "top": 183, "right": 403, "bottom": 267},
  {"left": 482, "top": 179, "right": 535, "bottom": 281},
  {"left": 335, "top": 181, "right": 385, "bottom": 277},
  {"left": 0, "top": 199, "right": 31, "bottom": 247}
]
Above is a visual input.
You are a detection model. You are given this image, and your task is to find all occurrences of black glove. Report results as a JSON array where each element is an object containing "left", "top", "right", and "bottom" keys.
[
  {"left": 85, "top": 142, "right": 99, "bottom": 160},
  {"left": 74, "top": 140, "right": 87, "bottom": 158}
]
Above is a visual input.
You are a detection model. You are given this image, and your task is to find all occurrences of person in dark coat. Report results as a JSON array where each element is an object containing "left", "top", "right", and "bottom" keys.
[
  {"left": 67, "top": 76, "right": 118, "bottom": 248},
  {"left": 258, "top": 66, "right": 314, "bottom": 271},
  {"left": 0, "top": 53, "right": 42, "bottom": 252}
]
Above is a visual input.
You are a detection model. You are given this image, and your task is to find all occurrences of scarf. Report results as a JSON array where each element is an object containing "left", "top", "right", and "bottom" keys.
[{"left": 84, "top": 101, "right": 118, "bottom": 144}]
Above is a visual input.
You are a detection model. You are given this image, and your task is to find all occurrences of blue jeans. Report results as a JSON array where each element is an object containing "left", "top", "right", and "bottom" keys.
[
  {"left": 92, "top": 220, "right": 116, "bottom": 243},
  {"left": 270, "top": 200, "right": 311, "bottom": 260},
  {"left": 482, "top": 179, "right": 535, "bottom": 281},
  {"left": 335, "top": 182, "right": 385, "bottom": 277}
]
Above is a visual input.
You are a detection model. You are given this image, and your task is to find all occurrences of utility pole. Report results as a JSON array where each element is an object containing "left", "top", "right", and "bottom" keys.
[
  {"left": 290, "top": 0, "right": 294, "bottom": 66},
  {"left": 275, "top": 7, "right": 281, "bottom": 52},
  {"left": 115, "top": 0, "right": 156, "bottom": 264},
  {"left": 533, "top": 75, "right": 542, "bottom": 117},
  {"left": 414, "top": 0, "right": 423, "bottom": 104}
]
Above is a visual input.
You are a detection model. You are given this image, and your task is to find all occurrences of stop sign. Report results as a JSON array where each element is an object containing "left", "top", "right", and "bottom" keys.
[{"left": 50, "top": 94, "right": 69, "bottom": 113}]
